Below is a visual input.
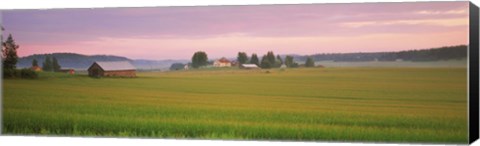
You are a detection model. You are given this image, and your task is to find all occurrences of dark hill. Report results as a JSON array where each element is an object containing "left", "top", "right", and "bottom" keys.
[{"left": 17, "top": 53, "right": 188, "bottom": 70}]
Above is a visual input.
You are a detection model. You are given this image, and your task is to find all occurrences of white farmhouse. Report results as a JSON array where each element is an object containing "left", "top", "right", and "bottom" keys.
[{"left": 213, "top": 57, "right": 232, "bottom": 67}]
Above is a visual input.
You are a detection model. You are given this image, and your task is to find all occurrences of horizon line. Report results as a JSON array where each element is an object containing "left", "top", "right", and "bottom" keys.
[{"left": 18, "top": 44, "right": 468, "bottom": 61}]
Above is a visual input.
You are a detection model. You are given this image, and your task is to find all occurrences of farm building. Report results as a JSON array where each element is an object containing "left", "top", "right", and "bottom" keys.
[
  {"left": 30, "top": 65, "right": 42, "bottom": 72},
  {"left": 213, "top": 57, "right": 231, "bottom": 67},
  {"left": 240, "top": 64, "right": 260, "bottom": 69},
  {"left": 88, "top": 61, "right": 136, "bottom": 77},
  {"left": 59, "top": 69, "right": 75, "bottom": 75}
]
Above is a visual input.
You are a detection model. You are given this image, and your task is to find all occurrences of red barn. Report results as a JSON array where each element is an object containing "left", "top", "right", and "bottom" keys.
[
  {"left": 60, "top": 69, "right": 75, "bottom": 75},
  {"left": 88, "top": 61, "right": 136, "bottom": 77}
]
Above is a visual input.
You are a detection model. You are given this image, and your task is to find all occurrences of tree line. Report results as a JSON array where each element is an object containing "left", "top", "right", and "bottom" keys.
[
  {"left": 33, "top": 55, "right": 62, "bottom": 72},
  {"left": 295, "top": 45, "right": 467, "bottom": 62},
  {"left": 190, "top": 51, "right": 316, "bottom": 69}
]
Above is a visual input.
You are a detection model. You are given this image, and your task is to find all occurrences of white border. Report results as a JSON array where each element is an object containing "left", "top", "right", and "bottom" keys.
[
  {"left": 0, "top": 136, "right": 467, "bottom": 146},
  {"left": 0, "top": 0, "right": 473, "bottom": 9},
  {"left": 0, "top": 0, "right": 477, "bottom": 146}
]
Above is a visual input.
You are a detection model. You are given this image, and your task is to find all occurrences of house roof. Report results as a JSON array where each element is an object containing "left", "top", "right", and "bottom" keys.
[
  {"left": 93, "top": 61, "right": 136, "bottom": 71},
  {"left": 216, "top": 57, "right": 231, "bottom": 63},
  {"left": 241, "top": 64, "right": 259, "bottom": 68},
  {"left": 31, "top": 66, "right": 42, "bottom": 70}
]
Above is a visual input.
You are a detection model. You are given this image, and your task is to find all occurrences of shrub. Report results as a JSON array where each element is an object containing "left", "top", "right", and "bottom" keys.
[
  {"left": 3, "top": 68, "right": 16, "bottom": 78},
  {"left": 290, "top": 63, "right": 299, "bottom": 68},
  {"left": 20, "top": 69, "right": 38, "bottom": 79},
  {"left": 3, "top": 68, "right": 38, "bottom": 79}
]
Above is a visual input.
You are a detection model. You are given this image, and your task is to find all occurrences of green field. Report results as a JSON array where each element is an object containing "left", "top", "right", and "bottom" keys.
[{"left": 2, "top": 67, "right": 468, "bottom": 143}]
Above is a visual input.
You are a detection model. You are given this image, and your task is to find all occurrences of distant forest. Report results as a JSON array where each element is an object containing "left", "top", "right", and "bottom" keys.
[{"left": 294, "top": 45, "right": 467, "bottom": 62}]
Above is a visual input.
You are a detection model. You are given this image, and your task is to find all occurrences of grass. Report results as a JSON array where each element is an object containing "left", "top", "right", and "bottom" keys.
[{"left": 2, "top": 67, "right": 468, "bottom": 143}]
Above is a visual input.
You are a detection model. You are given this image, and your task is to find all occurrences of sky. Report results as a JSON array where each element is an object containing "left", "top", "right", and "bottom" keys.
[{"left": 1, "top": 1, "right": 469, "bottom": 60}]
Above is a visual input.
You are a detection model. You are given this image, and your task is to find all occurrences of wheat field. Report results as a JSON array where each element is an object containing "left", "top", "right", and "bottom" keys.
[{"left": 2, "top": 67, "right": 468, "bottom": 143}]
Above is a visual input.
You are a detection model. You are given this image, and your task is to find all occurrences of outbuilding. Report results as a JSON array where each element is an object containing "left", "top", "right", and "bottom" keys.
[
  {"left": 88, "top": 61, "right": 136, "bottom": 77},
  {"left": 240, "top": 64, "right": 260, "bottom": 69}
]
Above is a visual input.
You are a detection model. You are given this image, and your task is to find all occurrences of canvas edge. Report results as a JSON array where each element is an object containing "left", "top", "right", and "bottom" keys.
[{"left": 469, "top": 1, "right": 480, "bottom": 144}]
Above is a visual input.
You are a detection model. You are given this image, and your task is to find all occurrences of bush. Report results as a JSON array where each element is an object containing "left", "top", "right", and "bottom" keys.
[
  {"left": 290, "top": 63, "right": 299, "bottom": 68},
  {"left": 3, "top": 68, "right": 38, "bottom": 79},
  {"left": 20, "top": 69, "right": 38, "bottom": 79},
  {"left": 3, "top": 69, "right": 16, "bottom": 78}
]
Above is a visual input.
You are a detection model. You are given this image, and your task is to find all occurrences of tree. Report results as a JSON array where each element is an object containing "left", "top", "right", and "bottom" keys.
[
  {"left": 1, "top": 33, "right": 38, "bottom": 79},
  {"left": 276, "top": 55, "right": 283, "bottom": 65},
  {"left": 250, "top": 53, "right": 259, "bottom": 66},
  {"left": 285, "top": 55, "right": 299, "bottom": 68},
  {"left": 170, "top": 63, "right": 186, "bottom": 70},
  {"left": 274, "top": 55, "right": 283, "bottom": 67},
  {"left": 169, "top": 63, "right": 185, "bottom": 71},
  {"left": 266, "top": 51, "right": 276, "bottom": 67},
  {"left": 285, "top": 55, "right": 294, "bottom": 67},
  {"left": 2, "top": 34, "right": 19, "bottom": 70},
  {"left": 291, "top": 63, "right": 299, "bottom": 68},
  {"left": 237, "top": 52, "right": 249, "bottom": 64},
  {"left": 305, "top": 57, "right": 315, "bottom": 67},
  {"left": 191, "top": 51, "right": 208, "bottom": 68},
  {"left": 260, "top": 55, "right": 272, "bottom": 69},
  {"left": 32, "top": 59, "right": 38, "bottom": 67},
  {"left": 52, "top": 57, "right": 61, "bottom": 72},
  {"left": 42, "top": 55, "right": 52, "bottom": 72}
]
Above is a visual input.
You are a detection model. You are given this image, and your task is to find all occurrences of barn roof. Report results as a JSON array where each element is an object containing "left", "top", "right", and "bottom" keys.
[
  {"left": 93, "top": 61, "right": 136, "bottom": 71},
  {"left": 241, "top": 64, "right": 259, "bottom": 68}
]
